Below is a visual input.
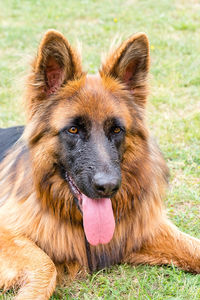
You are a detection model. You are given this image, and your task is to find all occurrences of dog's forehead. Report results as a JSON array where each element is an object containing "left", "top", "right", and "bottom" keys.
[{"left": 50, "top": 74, "right": 132, "bottom": 131}]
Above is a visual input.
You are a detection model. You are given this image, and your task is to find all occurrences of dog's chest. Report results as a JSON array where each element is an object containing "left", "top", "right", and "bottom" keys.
[
  {"left": 36, "top": 222, "right": 125, "bottom": 272},
  {"left": 88, "top": 241, "right": 124, "bottom": 272},
  {"left": 33, "top": 211, "right": 130, "bottom": 273}
]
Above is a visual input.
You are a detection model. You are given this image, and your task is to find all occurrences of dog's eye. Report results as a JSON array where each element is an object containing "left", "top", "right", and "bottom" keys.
[
  {"left": 68, "top": 126, "right": 78, "bottom": 134},
  {"left": 112, "top": 127, "right": 121, "bottom": 134}
]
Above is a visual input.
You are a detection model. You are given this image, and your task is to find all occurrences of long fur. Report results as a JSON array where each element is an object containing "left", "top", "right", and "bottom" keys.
[{"left": 0, "top": 30, "right": 199, "bottom": 300}]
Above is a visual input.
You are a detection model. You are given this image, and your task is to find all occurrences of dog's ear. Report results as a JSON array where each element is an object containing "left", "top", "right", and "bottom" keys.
[
  {"left": 32, "top": 30, "right": 82, "bottom": 97},
  {"left": 100, "top": 33, "right": 150, "bottom": 107}
]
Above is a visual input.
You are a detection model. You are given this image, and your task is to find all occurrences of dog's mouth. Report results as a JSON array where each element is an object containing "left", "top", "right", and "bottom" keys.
[
  {"left": 66, "top": 173, "right": 115, "bottom": 246},
  {"left": 66, "top": 174, "right": 83, "bottom": 210}
]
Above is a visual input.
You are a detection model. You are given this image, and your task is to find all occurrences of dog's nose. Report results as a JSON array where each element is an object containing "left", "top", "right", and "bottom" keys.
[{"left": 93, "top": 172, "right": 120, "bottom": 197}]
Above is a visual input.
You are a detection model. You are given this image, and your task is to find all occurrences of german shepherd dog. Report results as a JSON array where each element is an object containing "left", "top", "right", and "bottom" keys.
[{"left": 0, "top": 30, "right": 199, "bottom": 299}]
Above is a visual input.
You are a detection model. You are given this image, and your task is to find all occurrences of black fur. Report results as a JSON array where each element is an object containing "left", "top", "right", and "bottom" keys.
[
  {"left": 58, "top": 115, "right": 125, "bottom": 199},
  {"left": 0, "top": 126, "right": 24, "bottom": 162}
]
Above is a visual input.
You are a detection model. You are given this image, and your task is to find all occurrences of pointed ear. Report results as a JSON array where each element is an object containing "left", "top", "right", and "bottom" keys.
[
  {"left": 100, "top": 33, "right": 150, "bottom": 107},
  {"left": 33, "top": 29, "right": 83, "bottom": 96}
]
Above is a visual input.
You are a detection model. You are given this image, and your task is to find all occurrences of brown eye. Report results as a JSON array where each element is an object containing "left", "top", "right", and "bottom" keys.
[
  {"left": 68, "top": 126, "right": 78, "bottom": 134},
  {"left": 113, "top": 127, "right": 121, "bottom": 134}
]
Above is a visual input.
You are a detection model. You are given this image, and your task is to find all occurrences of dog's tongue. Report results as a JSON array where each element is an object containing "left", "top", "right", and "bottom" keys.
[{"left": 82, "top": 194, "right": 115, "bottom": 246}]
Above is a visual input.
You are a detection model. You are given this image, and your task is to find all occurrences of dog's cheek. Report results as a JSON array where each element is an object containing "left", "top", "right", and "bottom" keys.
[
  {"left": 109, "top": 138, "right": 124, "bottom": 165},
  {"left": 58, "top": 134, "right": 77, "bottom": 165}
]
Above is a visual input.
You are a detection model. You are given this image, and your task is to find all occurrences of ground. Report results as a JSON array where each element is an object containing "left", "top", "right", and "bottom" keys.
[{"left": 0, "top": 0, "right": 200, "bottom": 299}]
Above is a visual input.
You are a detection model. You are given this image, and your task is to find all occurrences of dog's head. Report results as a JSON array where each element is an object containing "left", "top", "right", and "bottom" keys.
[{"left": 25, "top": 30, "right": 150, "bottom": 245}]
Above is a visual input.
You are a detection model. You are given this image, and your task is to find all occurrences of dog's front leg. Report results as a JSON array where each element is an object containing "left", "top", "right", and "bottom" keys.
[
  {"left": 124, "top": 220, "right": 200, "bottom": 273},
  {"left": 0, "top": 228, "right": 57, "bottom": 300}
]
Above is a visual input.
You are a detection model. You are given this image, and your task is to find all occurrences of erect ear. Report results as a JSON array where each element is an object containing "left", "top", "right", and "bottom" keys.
[
  {"left": 33, "top": 29, "right": 83, "bottom": 96},
  {"left": 100, "top": 33, "right": 150, "bottom": 107}
]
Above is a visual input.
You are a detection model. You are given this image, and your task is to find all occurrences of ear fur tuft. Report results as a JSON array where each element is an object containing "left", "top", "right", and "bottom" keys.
[
  {"left": 33, "top": 29, "right": 83, "bottom": 96},
  {"left": 100, "top": 33, "right": 150, "bottom": 107}
]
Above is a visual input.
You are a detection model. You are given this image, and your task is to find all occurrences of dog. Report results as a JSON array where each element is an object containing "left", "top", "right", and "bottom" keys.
[{"left": 0, "top": 30, "right": 199, "bottom": 299}]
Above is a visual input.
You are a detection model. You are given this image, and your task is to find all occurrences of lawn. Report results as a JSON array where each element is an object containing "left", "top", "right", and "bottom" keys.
[{"left": 0, "top": 0, "right": 200, "bottom": 299}]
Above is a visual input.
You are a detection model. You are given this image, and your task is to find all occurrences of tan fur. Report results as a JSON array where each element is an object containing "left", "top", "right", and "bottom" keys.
[{"left": 0, "top": 30, "right": 199, "bottom": 299}]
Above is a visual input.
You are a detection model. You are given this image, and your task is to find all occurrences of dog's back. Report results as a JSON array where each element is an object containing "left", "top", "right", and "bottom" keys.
[{"left": 0, "top": 126, "right": 24, "bottom": 162}]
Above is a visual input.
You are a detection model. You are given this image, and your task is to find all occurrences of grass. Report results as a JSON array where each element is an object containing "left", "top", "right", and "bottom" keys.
[{"left": 0, "top": 0, "right": 200, "bottom": 299}]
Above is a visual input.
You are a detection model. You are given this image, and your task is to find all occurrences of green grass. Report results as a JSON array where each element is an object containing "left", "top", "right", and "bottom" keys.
[{"left": 0, "top": 0, "right": 200, "bottom": 299}]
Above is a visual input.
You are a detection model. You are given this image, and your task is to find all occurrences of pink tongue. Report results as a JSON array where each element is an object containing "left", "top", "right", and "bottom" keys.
[{"left": 82, "top": 194, "right": 115, "bottom": 246}]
